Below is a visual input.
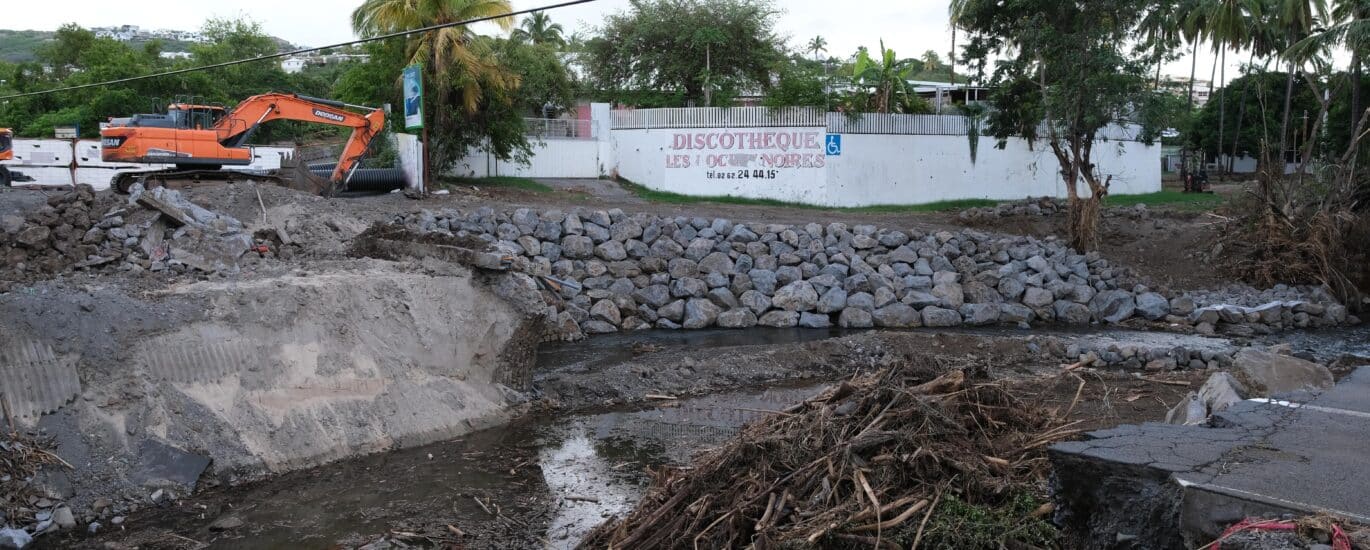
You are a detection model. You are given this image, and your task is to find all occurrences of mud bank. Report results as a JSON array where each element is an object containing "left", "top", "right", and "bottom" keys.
[{"left": 0, "top": 258, "right": 548, "bottom": 525}]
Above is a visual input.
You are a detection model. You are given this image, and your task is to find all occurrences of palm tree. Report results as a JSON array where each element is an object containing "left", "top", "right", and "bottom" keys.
[
  {"left": 1270, "top": 0, "right": 1327, "bottom": 161},
  {"left": 921, "top": 50, "right": 944, "bottom": 72},
  {"left": 511, "top": 11, "right": 566, "bottom": 47},
  {"left": 1290, "top": 0, "right": 1369, "bottom": 135},
  {"left": 352, "top": 0, "right": 518, "bottom": 114},
  {"left": 807, "top": 35, "right": 827, "bottom": 62},
  {"left": 853, "top": 40, "right": 918, "bottom": 113},
  {"left": 1202, "top": 0, "right": 1263, "bottom": 174}
]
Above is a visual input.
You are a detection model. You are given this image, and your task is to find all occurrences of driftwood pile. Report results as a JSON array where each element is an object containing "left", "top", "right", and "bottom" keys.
[{"left": 579, "top": 359, "right": 1076, "bottom": 549}]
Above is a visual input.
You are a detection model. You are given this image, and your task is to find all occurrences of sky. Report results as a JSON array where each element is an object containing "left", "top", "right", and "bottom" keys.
[{"left": 8, "top": 0, "right": 1248, "bottom": 82}]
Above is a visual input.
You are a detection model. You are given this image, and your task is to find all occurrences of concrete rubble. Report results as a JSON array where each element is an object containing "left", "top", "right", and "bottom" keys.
[
  {"left": 0, "top": 184, "right": 260, "bottom": 287},
  {"left": 388, "top": 207, "right": 1356, "bottom": 342}
]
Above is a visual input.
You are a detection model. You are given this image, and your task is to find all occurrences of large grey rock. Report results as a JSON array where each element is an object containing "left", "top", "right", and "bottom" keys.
[
  {"left": 963, "top": 281, "right": 1003, "bottom": 304},
  {"left": 749, "top": 269, "right": 779, "bottom": 295},
  {"left": 668, "top": 258, "right": 699, "bottom": 279},
  {"left": 707, "top": 287, "right": 740, "bottom": 309},
  {"left": 1233, "top": 349, "right": 1334, "bottom": 394},
  {"left": 817, "top": 287, "right": 848, "bottom": 313},
  {"left": 0, "top": 528, "right": 33, "bottom": 549},
  {"left": 931, "top": 282, "right": 965, "bottom": 309},
  {"left": 838, "top": 307, "right": 874, "bottom": 328},
  {"left": 740, "top": 290, "right": 772, "bottom": 315},
  {"left": 728, "top": 225, "right": 759, "bottom": 242},
  {"left": 561, "top": 235, "right": 594, "bottom": 259},
  {"left": 632, "top": 285, "right": 672, "bottom": 308},
  {"left": 798, "top": 312, "right": 832, "bottom": 328},
  {"left": 847, "top": 292, "right": 876, "bottom": 311},
  {"left": 611, "top": 219, "right": 643, "bottom": 242},
  {"left": 671, "top": 277, "right": 709, "bottom": 298},
  {"left": 772, "top": 281, "right": 819, "bottom": 312},
  {"left": 1169, "top": 295, "right": 1196, "bottom": 316},
  {"left": 582, "top": 320, "right": 618, "bottom": 334},
  {"left": 921, "top": 306, "right": 962, "bottom": 327},
  {"left": 683, "top": 299, "right": 723, "bottom": 329},
  {"left": 1089, "top": 289, "right": 1136, "bottom": 324},
  {"left": 650, "top": 238, "right": 684, "bottom": 259},
  {"left": 717, "top": 309, "right": 758, "bottom": 329},
  {"left": 590, "top": 300, "right": 622, "bottom": 326},
  {"left": 999, "top": 303, "right": 1035, "bottom": 323},
  {"left": 998, "top": 277, "right": 1026, "bottom": 302},
  {"left": 685, "top": 238, "right": 715, "bottom": 261},
  {"left": 594, "top": 240, "right": 628, "bottom": 261},
  {"left": 1135, "top": 292, "right": 1170, "bottom": 321},
  {"left": 1054, "top": 300, "right": 1091, "bottom": 324},
  {"left": 902, "top": 290, "right": 940, "bottom": 309},
  {"left": 873, "top": 304, "right": 921, "bottom": 328},
  {"left": 758, "top": 310, "right": 800, "bottom": 327},
  {"left": 960, "top": 303, "right": 1000, "bottom": 326},
  {"left": 1026, "top": 255, "right": 1051, "bottom": 274},
  {"left": 698, "top": 252, "right": 736, "bottom": 275},
  {"left": 583, "top": 222, "right": 611, "bottom": 243},
  {"left": 1023, "top": 287, "right": 1054, "bottom": 308},
  {"left": 657, "top": 300, "right": 686, "bottom": 322}
]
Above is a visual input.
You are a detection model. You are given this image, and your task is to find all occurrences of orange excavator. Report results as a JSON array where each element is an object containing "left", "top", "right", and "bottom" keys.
[
  {"left": 101, "top": 93, "right": 389, "bottom": 194},
  {"left": 0, "top": 128, "right": 16, "bottom": 186}
]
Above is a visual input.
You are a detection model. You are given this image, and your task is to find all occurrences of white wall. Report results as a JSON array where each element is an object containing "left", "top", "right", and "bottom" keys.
[
  {"left": 450, "top": 139, "right": 601, "bottom": 179},
  {"left": 824, "top": 134, "right": 1161, "bottom": 207},
  {"left": 612, "top": 127, "right": 1161, "bottom": 207},
  {"left": 2, "top": 139, "right": 291, "bottom": 190},
  {"left": 612, "top": 127, "right": 831, "bottom": 204}
]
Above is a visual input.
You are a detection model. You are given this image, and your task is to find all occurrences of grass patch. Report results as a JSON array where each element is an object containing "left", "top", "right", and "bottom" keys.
[
  {"left": 1106, "top": 190, "right": 1224, "bottom": 210},
  {"left": 615, "top": 178, "right": 997, "bottom": 212},
  {"left": 444, "top": 176, "right": 553, "bottom": 193},
  {"left": 910, "top": 492, "right": 1059, "bottom": 549}
]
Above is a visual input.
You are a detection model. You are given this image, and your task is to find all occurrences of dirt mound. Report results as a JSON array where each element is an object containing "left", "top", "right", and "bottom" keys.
[{"left": 578, "top": 358, "right": 1074, "bottom": 549}]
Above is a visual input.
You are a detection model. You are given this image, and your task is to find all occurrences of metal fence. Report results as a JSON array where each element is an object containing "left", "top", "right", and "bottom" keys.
[
  {"left": 525, "top": 118, "right": 595, "bottom": 140},
  {"left": 609, "top": 107, "right": 1148, "bottom": 142},
  {"left": 826, "top": 113, "right": 969, "bottom": 135}
]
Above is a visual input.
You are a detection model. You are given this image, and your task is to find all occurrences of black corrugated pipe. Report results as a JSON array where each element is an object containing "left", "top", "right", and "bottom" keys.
[{"left": 312, "top": 168, "right": 406, "bottom": 192}]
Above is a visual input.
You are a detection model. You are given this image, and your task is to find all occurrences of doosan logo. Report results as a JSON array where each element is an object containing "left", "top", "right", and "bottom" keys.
[{"left": 313, "top": 109, "right": 345, "bottom": 122}]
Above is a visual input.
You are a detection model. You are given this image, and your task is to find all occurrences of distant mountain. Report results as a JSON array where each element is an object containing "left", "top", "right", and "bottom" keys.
[
  {"left": 0, "top": 28, "right": 298, "bottom": 63},
  {"left": 0, "top": 30, "right": 52, "bottom": 62}
]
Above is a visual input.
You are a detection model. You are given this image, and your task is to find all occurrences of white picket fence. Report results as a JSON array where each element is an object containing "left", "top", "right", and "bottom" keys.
[{"left": 612, "top": 107, "right": 1151, "bottom": 142}]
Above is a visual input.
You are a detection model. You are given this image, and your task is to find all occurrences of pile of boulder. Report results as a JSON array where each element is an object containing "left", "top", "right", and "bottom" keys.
[
  {"left": 392, "top": 207, "right": 1354, "bottom": 342},
  {"left": 0, "top": 184, "right": 257, "bottom": 287}
]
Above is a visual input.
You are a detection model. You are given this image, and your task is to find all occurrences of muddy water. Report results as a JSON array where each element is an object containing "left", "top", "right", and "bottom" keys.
[{"left": 60, "top": 326, "right": 1370, "bottom": 549}]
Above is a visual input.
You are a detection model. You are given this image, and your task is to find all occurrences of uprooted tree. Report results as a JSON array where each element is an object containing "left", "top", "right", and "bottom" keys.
[{"left": 951, "top": 0, "right": 1169, "bottom": 250}]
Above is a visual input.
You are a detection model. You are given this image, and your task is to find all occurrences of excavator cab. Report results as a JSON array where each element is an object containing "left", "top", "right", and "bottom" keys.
[
  {"left": 0, "top": 128, "right": 12, "bottom": 160},
  {"left": 0, "top": 128, "right": 17, "bottom": 187}
]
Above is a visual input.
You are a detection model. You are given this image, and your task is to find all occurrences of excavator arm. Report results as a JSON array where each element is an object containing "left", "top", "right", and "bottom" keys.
[{"left": 214, "top": 93, "right": 386, "bottom": 185}]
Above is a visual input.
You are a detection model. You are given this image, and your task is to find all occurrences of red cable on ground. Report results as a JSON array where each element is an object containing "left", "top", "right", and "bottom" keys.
[{"left": 1212, "top": 518, "right": 1352, "bottom": 550}]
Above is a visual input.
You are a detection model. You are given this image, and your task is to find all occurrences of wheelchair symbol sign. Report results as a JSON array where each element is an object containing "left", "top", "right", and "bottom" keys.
[{"left": 825, "top": 134, "right": 842, "bottom": 156}]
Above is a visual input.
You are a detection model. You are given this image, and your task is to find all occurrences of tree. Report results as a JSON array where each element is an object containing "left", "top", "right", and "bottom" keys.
[
  {"left": 583, "top": 0, "right": 784, "bottom": 106},
  {"left": 764, "top": 55, "right": 829, "bottom": 108},
  {"left": 511, "top": 11, "right": 566, "bottom": 47},
  {"left": 921, "top": 50, "right": 944, "bottom": 72},
  {"left": 351, "top": 0, "right": 529, "bottom": 170},
  {"left": 850, "top": 41, "right": 920, "bottom": 113},
  {"left": 952, "top": 0, "right": 1168, "bottom": 250},
  {"left": 495, "top": 39, "right": 577, "bottom": 117},
  {"left": 807, "top": 36, "right": 827, "bottom": 62}
]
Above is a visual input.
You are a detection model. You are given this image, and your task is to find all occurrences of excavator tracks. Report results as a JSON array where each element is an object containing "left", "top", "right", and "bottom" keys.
[{"left": 112, "top": 169, "right": 285, "bottom": 194}]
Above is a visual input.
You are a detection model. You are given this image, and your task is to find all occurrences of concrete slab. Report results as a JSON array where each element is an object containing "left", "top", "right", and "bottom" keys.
[{"left": 1050, "top": 366, "right": 1370, "bottom": 549}]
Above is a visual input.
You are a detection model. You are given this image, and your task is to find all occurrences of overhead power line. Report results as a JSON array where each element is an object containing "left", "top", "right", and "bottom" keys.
[{"left": 0, "top": 0, "right": 599, "bottom": 100}]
